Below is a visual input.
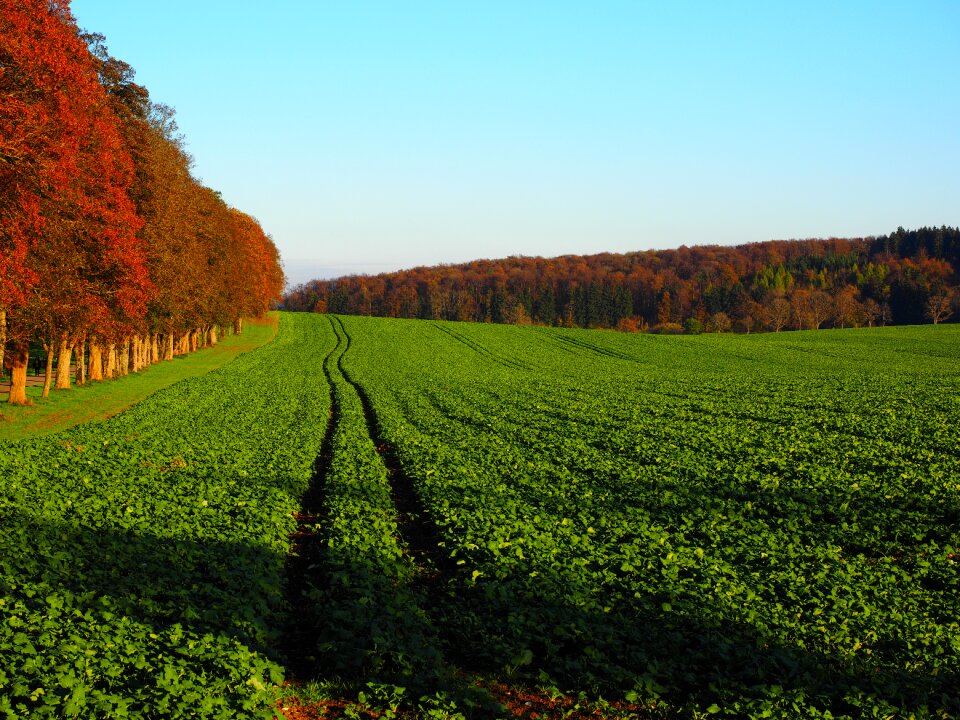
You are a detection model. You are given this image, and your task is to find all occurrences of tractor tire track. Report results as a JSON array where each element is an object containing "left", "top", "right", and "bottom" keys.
[
  {"left": 280, "top": 323, "right": 343, "bottom": 681},
  {"left": 432, "top": 322, "right": 531, "bottom": 371},
  {"left": 535, "top": 326, "right": 643, "bottom": 363},
  {"left": 332, "top": 316, "right": 456, "bottom": 581}
]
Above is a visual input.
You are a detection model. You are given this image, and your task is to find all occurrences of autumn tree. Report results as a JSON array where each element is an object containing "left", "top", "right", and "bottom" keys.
[
  {"left": 2, "top": 9, "right": 283, "bottom": 403},
  {"left": 1, "top": 0, "right": 149, "bottom": 403},
  {"left": 228, "top": 208, "right": 284, "bottom": 326},
  {"left": 284, "top": 227, "right": 959, "bottom": 335},
  {"left": 791, "top": 289, "right": 832, "bottom": 330},
  {"left": 833, "top": 285, "right": 862, "bottom": 328},
  {"left": 656, "top": 290, "right": 672, "bottom": 326},
  {"left": 926, "top": 287, "right": 954, "bottom": 325},
  {"left": 807, "top": 290, "right": 834, "bottom": 329},
  {"left": 763, "top": 297, "right": 791, "bottom": 332},
  {"left": 707, "top": 312, "right": 732, "bottom": 333},
  {"left": 1, "top": 0, "right": 86, "bottom": 401},
  {"left": 862, "top": 298, "right": 881, "bottom": 327}
]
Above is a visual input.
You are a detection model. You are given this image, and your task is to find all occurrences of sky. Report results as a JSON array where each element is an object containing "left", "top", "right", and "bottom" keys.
[{"left": 69, "top": 1, "right": 960, "bottom": 288}]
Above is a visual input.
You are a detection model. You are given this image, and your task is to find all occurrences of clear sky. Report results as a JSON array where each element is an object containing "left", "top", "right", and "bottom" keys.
[{"left": 69, "top": 1, "right": 960, "bottom": 287}]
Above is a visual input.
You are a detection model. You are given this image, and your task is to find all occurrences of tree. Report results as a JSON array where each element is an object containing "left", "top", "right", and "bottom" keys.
[
  {"left": 791, "top": 289, "right": 832, "bottom": 330},
  {"left": 862, "top": 298, "right": 881, "bottom": 327},
  {"left": 1, "top": 0, "right": 149, "bottom": 403},
  {"left": 2, "top": 11, "right": 283, "bottom": 403},
  {"left": 834, "top": 285, "right": 862, "bottom": 328},
  {"left": 707, "top": 312, "right": 732, "bottom": 333},
  {"left": 764, "top": 297, "right": 791, "bottom": 332},
  {"left": 227, "top": 209, "right": 284, "bottom": 323},
  {"left": 926, "top": 288, "right": 954, "bottom": 325},
  {"left": 1, "top": 0, "right": 91, "bottom": 401},
  {"left": 283, "top": 226, "right": 960, "bottom": 335},
  {"left": 808, "top": 290, "right": 833, "bottom": 329},
  {"left": 617, "top": 316, "right": 641, "bottom": 332},
  {"left": 656, "top": 290, "right": 672, "bottom": 325}
]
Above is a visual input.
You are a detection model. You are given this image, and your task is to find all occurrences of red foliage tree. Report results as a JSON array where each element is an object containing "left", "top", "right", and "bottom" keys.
[
  {"left": 2, "top": 6, "right": 285, "bottom": 403},
  {"left": 2, "top": 0, "right": 149, "bottom": 403}
]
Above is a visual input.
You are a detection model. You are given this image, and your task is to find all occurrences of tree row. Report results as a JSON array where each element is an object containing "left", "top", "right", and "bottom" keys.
[
  {"left": 1, "top": 1, "right": 284, "bottom": 404},
  {"left": 283, "top": 227, "right": 958, "bottom": 333}
]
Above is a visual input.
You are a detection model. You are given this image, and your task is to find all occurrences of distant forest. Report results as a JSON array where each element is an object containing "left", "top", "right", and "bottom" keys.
[{"left": 284, "top": 227, "right": 958, "bottom": 333}]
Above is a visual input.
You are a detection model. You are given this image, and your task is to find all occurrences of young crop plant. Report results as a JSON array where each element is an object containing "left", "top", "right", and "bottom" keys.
[
  {"left": 333, "top": 316, "right": 960, "bottom": 720},
  {"left": 4, "top": 312, "right": 959, "bottom": 720},
  {"left": 300, "top": 318, "right": 446, "bottom": 690},
  {"left": 0, "top": 314, "right": 335, "bottom": 719}
]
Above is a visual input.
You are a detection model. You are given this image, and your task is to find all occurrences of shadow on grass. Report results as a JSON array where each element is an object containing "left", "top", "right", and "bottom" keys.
[
  {"left": 3, "top": 487, "right": 957, "bottom": 719},
  {"left": 429, "top": 565, "right": 959, "bottom": 718},
  {"left": 283, "top": 461, "right": 960, "bottom": 718},
  {"left": 0, "top": 508, "right": 286, "bottom": 717}
]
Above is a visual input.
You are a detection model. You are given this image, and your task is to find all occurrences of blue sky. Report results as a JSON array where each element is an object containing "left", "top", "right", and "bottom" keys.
[{"left": 70, "top": 1, "right": 960, "bottom": 287}]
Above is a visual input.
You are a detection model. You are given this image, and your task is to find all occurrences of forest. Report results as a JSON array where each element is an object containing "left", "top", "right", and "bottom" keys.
[
  {"left": 283, "top": 227, "right": 959, "bottom": 334},
  {"left": 0, "top": 1, "right": 284, "bottom": 405}
]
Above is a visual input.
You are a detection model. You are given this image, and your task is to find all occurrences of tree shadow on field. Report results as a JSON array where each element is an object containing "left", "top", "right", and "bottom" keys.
[
  {"left": 4, "top": 471, "right": 957, "bottom": 719},
  {"left": 430, "top": 562, "right": 960, "bottom": 718},
  {"left": 345, "top": 430, "right": 959, "bottom": 719},
  {"left": 0, "top": 507, "right": 286, "bottom": 716},
  {"left": 410, "top": 455, "right": 960, "bottom": 718},
  {"left": 280, "top": 453, "right": 960, "bottom": 719}
]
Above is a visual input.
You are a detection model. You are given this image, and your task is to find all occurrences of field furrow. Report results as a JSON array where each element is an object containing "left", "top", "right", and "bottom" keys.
[
  {"left": 294, "top": 316, "right": 449, "bottom": 697},
  {"left": 3, "top": 313, "right": 959, "bottom": 719},
  {"left": 0, "top": 313, "right": 336, "bottom": 719},
  {"left": 335, "top": 315, "right": 960, "bottom": 719}
]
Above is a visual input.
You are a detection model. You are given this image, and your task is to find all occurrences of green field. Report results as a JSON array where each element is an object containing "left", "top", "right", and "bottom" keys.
[
  {"left": 1, "top": 314, "right": 958, "bottom": 719},
  {"left": 0, "top": 316, "right": 278, "bottom": 441}
]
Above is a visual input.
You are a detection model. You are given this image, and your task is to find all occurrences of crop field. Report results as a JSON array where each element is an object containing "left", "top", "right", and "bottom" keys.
[
  {"left": 2, "top": 314, "right": 959, "bottom": 719},
  {"left": 0, "top": 315, "right": 334, "bottom": 718}
]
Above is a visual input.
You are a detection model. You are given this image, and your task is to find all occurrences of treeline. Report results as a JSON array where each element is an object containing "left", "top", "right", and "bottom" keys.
[
  {"left": 1, "top": 1, "right": 284, "bottom": 404},
  {"left": 284, "top": 227, "right": 959, "bottom": 333}
]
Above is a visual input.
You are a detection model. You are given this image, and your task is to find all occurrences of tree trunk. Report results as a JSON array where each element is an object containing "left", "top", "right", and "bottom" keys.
[
  {"left": 7, "top": 344, "right": 28, "bottom": 405},
  {"left": 234, "top": 317, "right": 243, "bottom": 335},
  {"left": 152, "top": 333, "right": 161, "bottom": 363},
  {"left": 42, "top": 342, "right": 54, "bottom": 398},
  {"left": 76, "top": 336, "right": 86, "bottom": 386},
  {"left": 120, "top": 338, "right": 130, "bottom": 375},
  {"left": 104, "top": 343, "right": 116, "bottom": 379},
  {"left": 130, "top": 335, "right": 140, "bottom": 373},
  {"left": 208, "top": 325, "right": 218, "bottom": 345},
  {"left": 0, "top": 310, "right": 6, "bottom": 382},
  {"left": 88, "top": 340, "right": 103, "bottom": 381},
  {"left": 55, "top": 337, "right": 73, "bottom": 390}
]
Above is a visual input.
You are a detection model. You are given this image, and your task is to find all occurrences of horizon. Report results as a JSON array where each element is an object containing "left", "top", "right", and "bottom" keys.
[
  {"left": 283, "top": 223, "right": 954, "bottom": 287},
  {"left": 70, "top": 1, "right": 960, "bottom": 289}
]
